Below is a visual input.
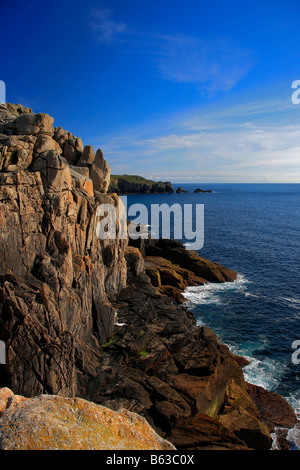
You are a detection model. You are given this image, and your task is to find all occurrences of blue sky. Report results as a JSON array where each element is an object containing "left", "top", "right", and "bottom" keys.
[{"left": 2, "top": 0, "right": 300, "bottom": 182}]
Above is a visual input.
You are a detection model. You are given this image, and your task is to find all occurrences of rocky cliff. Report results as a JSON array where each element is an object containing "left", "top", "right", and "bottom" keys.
[
  {"left": 109, "top": 174, "right": 174, "bottom": 194},
  {"left": 0, "top": 103, "right": 126, "bottom": 398},
  {"left": 0, "top": 103, "right": 297, "bottom": 450}
]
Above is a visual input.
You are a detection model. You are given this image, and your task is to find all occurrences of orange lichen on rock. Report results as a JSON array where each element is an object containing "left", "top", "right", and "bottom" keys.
[{"left": 0, "top": 390, "right": 175, "bottom": 450}]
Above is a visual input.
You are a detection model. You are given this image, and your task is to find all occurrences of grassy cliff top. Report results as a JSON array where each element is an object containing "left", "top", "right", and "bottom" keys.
[
  {"left": 109, "top": 174, "right": 174, "bottom": 194},
  {"left": 111, "top": 174, "right": 160, "bottom": 184}
]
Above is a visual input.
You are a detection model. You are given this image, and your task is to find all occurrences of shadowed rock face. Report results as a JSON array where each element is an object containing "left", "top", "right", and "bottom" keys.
[
  {"left": 0, "top": 103, "right": 297, "bottom": 451},
  {"left": 86, "top": 273, "right": 274, "bottom": 450}
]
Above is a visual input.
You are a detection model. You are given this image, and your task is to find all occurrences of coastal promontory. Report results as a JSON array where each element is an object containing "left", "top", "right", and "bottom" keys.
[{"left": 0, "top": 103, "right": 297, "bottom": 450}]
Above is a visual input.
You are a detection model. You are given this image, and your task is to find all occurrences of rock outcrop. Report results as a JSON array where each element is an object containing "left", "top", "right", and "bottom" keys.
[
  {"left": 109, "top": 174, "right": 174, "bottom": 194},
  {"left": 86, "top": 272, "right": 275, "bottom": 450},
  {"left": 0, "top": 388, "right": 175, "bottom": 450},
  {"left": 194, "top": 188, "right": 212, "bottom": 193},
  {"left": 176, "top": 187, "right": 189, "bottom": 193},
  {"left": 0, "top": 103, "right": 297, "bottom": 451},
  {"left": 0, "top": 103, "right": 127, "bottom": 398}
]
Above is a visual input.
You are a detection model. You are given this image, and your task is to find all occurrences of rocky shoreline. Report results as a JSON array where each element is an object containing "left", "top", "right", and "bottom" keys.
[
  {"left": 109, "top": 175, "right": 174, "bottom": 194},
  {"left": 0, "top": 103, "right": 297, "bottom": 450}
]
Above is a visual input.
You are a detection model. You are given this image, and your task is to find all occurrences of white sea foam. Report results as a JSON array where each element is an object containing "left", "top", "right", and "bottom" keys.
[
  {"left": 183, "top": 272, "right": 300, "bottom": 440},
  {"left": 287, "top": 423, "right": 300, "bottom": 451},
  {"left": 245, "top": 292, "right": 260, "bottom": 298},
  {"left": 286, "top": 393, "right": 300, "bottom": 450},
  {"left": 183, "top": 273, "right": 249, "bottom": 307},
  {"left": 280, "top": 296, "right": 300, "bottom": 309},
  {"left": 243, "top": 356, "right": 286, "bottom": 390},
  {"left": 223, "top": 336, "right": 285, "bottom": 392}
]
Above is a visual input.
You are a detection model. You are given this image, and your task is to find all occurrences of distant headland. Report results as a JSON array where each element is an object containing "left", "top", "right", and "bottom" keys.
[{"left": 109, "top": 174, "right": 174, "bottom": 194}]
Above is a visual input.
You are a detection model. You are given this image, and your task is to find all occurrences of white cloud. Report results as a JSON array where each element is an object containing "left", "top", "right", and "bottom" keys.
[
  {"left": 89, "top": 9, "right": 128, "bottom": 43},
  {"left": 92, "top": 95, "right": 300, "bottom": 182},
  {"left": 88, "top": 10, "right": 254, "bottom": 92},
  {"left": 154, "top": 35, "right": 254, "bottom": 92}
]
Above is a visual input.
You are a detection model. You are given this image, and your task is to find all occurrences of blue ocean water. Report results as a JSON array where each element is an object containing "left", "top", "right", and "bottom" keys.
[{"left": 126, "top": 183, "right": 300, "bottom": 446}]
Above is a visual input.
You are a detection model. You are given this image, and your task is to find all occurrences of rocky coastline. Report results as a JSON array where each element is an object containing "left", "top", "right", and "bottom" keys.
[
  {"left": 0, "top": 103, "right": 297, "bottom": 450},
  {"left": 109, "top": 174, "right": 174, "bottom": 194}
]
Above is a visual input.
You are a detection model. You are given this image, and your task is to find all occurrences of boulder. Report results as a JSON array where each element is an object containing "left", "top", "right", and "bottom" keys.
[
  {"left": 77, "top": 145, "right": 95, "bottom": 166},
  {"left": 89, "top": 149, "right": 111, "bottom": 193},
  {"left": 63, "top": 141, "right": 77, "bottom": 164},
  {"left": 8, "top": 112, "right": 54, "bottom": 136},
  {"left": 167, "top": 413, "right": 249, "bottom": 450},
  {"left": 0, "top": 134, "right": 36, "bottom": 171},
  {"left": 32, "top": 151, "right": 72, "bottom": 194},
  {"left": 53, "top": 126, "right": 69, "bottom": 147},
  {"left": 34, "top": 134, "right": 62, "bottom": 156},
  {"left": 0, "top": 392, "right": 175, "bottom": 450},
  {"left": 247, "top": 382, "right": 297, "bottom": 431}
]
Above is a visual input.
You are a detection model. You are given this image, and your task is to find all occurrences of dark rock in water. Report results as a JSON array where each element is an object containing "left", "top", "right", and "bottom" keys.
[
  {"left": 194, "top": 188, "right": 212, "bottom": 193},
  {"left": 176, "top": 186, "right": 189, "bottom": 193}
]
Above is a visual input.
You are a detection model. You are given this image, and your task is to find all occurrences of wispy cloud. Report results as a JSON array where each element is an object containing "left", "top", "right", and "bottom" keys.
[
  {"left": 153, "top": 35, "right": 254, "bottom": 92},
  {"left": 89, "top": 8, "right": 128, "bottom": 43},
  {"left": 88, "top": 10, "right": 254, "bottom": 92},
  {"left": 91, "top": 94, "right": 300, "bottom": 182}
]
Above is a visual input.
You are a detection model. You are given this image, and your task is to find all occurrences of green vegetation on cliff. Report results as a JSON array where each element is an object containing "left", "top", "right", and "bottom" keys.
[{"left": 109, "top": 174, "right": 174, "bottom": 194}]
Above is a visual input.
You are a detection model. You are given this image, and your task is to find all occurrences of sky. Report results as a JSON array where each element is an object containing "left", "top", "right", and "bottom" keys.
[{"left": 1, "top": 0, "right": 300, "bottom": 182}]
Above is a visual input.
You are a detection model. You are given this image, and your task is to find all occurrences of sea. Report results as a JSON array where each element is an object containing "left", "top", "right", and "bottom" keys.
[{"left": 126, "top": 183, "right": 300, "bottom": 449}]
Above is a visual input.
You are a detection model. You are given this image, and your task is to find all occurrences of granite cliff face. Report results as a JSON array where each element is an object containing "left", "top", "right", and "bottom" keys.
[
  {"left": 0, "top": 103, "right": 126, "bottom": 398},
  {"left": 0, "top": 103, "right": 297, "bottom": 450}
]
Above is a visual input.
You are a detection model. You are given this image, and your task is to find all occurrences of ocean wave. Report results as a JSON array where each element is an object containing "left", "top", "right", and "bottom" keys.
[
  {"left": 222, "top": 337, "right": 285, "bottom": 392},
  {"left": 245, "top": 292, "right": 260, "bottom": 298},
  {"left": 182, "top": 273, "right": 249, "bottom": 307},
  {"left": 243, "top": 356, "right": 286, "bottom": 390},
  {"left": 280, "top": 296, "right": 300, "bottom": 309}
]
